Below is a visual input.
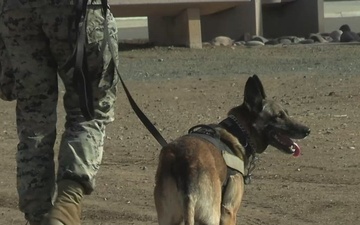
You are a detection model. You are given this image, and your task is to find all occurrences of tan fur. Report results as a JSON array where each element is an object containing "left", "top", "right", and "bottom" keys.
[
  {"left": 154, "top": 136, "right": 227, "bottom": 225},
  {"left": 221, "top": 174, "right": 245, "bottom": 225}
]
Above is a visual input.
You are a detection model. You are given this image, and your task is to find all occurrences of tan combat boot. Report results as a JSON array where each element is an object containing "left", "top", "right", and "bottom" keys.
[{"left": 41, "top": 179, "right": 84, "bottom": 225}]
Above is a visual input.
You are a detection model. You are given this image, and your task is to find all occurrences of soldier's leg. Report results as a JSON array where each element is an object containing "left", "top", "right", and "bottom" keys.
[
  {"left": 57, "top": 6, "right": 119, "bottom": 193},
  {"left": 41, "top": 5, "right": 119, "bottom": 225},
  {"left": 0, "top": 8, "right": 58, "bottom": 223},
  {"left": 0, "top": 36, "right": 16, "bottom": 101}
]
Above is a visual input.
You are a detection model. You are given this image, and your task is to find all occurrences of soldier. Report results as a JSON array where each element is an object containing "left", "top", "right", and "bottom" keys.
[{"left": 0, "top": 1, "right": 119, "bottom": 225}]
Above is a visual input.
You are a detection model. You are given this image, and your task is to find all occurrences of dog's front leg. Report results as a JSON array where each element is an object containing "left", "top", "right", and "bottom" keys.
[{"left": 220, "top": 173, "right": 244, "bottom": 225}]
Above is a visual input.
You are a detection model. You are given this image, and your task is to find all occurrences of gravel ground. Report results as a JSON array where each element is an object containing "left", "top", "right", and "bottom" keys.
[{"left": 1, "top": 43, "right": 360, "bottom": 225}]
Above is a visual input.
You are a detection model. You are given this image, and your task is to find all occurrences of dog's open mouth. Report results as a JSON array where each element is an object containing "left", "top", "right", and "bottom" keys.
[{"left": 272, "top": 133, "right": 301, "bottom": 157}]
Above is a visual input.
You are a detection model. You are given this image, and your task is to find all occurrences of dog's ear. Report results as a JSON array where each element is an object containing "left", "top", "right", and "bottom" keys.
[
  {"left": 244, "top": 75, "right": 265, "bottom": 113},
  {"left": 252, "top": 75, "right": 266, "bottom": 99}
]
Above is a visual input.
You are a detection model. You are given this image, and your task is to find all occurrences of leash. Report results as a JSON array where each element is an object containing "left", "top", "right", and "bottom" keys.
[{"left": 101, "top": 1, "right": 168, "bottom": 147}]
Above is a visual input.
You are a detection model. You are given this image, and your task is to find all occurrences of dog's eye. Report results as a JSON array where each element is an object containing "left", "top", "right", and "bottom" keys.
[{"left": 278, "top": 112, "right": 285, "bottom": 118}]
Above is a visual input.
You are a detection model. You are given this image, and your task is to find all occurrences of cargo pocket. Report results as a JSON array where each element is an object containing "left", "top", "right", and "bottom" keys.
[
  {"left": 86, "top": 7, "right": 118, "bottom": 44},
  {"left": 85, "top": 7, "right": 119, "bottom": 90}
]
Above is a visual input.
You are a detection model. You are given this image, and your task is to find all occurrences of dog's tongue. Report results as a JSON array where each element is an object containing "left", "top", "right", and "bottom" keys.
[{"left": 292, "top": 142, "right": 301, "bottom": 157}]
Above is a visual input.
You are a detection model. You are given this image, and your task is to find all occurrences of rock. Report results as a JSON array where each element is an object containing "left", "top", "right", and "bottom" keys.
[
  {"left": 280, "top": 36, "right": 303, "bottom": 44},
  {"left": 202, "top": 42, "right": 212, "bottom": 47},
  {"left": 309, "top": 33, "right": 328, "bottom": 43},
  {"left": 340, "top": 31, "right": 360, "bottom": 42},
  {"left": 299, "top": 39, "right": 315, "bottom": 44},
  {"left": 234, "top": 41, "right": 245, "bottom": 46},
  {"left": 252, "top": 35, "right": 268, "bottom": 43},
  {"left": 278, "top": 38, "right": 292, "bottom": 45},
  {"left": 211, "top": 36, "right": 234, "bottom": 46},
  {"left": 284, "top": 36, "right": 302, "bottom": 43},
  {"left": 339, "top": 24, "right": 360, "bottom": 42},
  {"left": 339, "top": 24, "right": 351, "bottom": 32},
  {"left": 321, "top": 33, "right": 334, "bottom": 42},
  {"left": 245, "top": 40, "right": 265, "bottom": 46},
  {"left": 265, "top": 39, "right": 280, "bottom": 45},
  {"left": 329, "top": 30, "right": 342, "bottom": 42},
  {"left": 292, "top": 36, "right": 304, "bottom": 44}
]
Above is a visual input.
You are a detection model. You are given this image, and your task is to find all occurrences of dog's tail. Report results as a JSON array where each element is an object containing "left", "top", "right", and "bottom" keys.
[
  {"left": 172, "top": 158, "right": 199, "bottom": 225},
  {"left": 183, "top": 195, "right": 196, "bottom": 225},
  {"left": 155, "top": 145, "right": 192, "bottom": 223}
]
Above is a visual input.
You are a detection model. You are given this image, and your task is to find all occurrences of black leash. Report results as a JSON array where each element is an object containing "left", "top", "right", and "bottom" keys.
[{"left": 100, "top": 1, "right": 168, "bottom": 147}]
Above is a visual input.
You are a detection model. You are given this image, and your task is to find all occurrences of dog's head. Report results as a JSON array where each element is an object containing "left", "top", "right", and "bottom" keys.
[{"left": 229, "top": 75, "right": 310, "bottom": 156}]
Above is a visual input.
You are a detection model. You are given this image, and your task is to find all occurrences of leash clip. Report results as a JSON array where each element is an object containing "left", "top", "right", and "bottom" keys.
[
  {"left": 244, "top": 155, "right": 258, "bottom": 185},
  {"left": 244, "top": 174, "right": 252, "bottom": 184}
]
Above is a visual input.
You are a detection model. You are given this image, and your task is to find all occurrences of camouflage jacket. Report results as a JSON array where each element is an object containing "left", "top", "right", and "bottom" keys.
[{"left": 1, "top": 0, "right": 103, "bottom": 12}]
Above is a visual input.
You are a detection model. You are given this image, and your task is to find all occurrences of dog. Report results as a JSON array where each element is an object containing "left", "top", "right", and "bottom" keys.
[{"left": 154, "top": 75, "right": 310, "bottom": 225}]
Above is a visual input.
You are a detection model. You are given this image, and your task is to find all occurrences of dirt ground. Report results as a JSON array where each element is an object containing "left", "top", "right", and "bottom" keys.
[{"left": 1, "top": 43, "right": 360, "bottom": 225}]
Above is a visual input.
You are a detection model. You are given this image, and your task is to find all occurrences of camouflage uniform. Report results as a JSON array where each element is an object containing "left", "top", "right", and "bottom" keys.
[
  {"left": 0, "top": 1, "right": 16, "bottom": 101},
  {"left": 0, "top": 34, "right": 16, "bottom": 101},
  {"left": 0, "top": 0, "right": 119, "bottom": 223}
]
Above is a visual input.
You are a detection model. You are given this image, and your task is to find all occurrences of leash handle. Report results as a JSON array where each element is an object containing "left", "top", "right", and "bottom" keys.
[{"left": 102, "top": 4, "right": 168, "bottom": 147}]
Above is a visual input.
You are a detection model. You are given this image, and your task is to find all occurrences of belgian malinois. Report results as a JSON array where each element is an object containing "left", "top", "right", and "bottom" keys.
[{"left": 154, "top": 75, "right": 310, "bottom": 225}]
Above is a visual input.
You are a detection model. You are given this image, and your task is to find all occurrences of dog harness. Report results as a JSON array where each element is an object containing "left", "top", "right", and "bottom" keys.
[
  {"left": 187, "top": 124, "right": 245, "bottom": 183},
  {"left": 187, "top": 115, "right": 257, "bottom": 185}
]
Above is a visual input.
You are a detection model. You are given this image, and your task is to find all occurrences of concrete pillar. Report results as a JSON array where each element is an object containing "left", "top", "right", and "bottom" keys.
[
  {"left": 201, "top": 0, "right": 262, "bottom": 42},
  {"left": 177, "top": 8, "right": 202, "bottom": 48},
  {"left": 262, "top": 0, "right": 324, "bottom": 38},
  {"left": 148, "top": 8, "right": 202, "bottom": 48}
]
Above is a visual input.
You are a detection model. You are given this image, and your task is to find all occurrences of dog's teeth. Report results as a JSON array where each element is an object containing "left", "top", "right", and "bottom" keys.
[{"left": 290, "top": 145, "right": 295, "bottom": 152}]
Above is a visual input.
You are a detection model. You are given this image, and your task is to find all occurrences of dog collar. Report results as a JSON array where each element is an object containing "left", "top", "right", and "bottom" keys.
[
  {"left": 219, "top": 115, "right": 258, "bottom": 184},
  {"left": 219, "top": 115, "right": 255, "bottom": 157}
]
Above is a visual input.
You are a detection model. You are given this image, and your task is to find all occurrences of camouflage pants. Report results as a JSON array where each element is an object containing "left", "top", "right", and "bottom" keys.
[
  {"left": 0, "top": 36, "right": 16, "bottom": 101},
  {"left": 0, "top": 5, "right": 119, "bottom": 223}
]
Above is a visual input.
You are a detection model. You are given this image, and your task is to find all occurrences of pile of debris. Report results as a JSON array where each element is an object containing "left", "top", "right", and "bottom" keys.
[{"left": 209, "top": 24, "right": 360, "bottom": 47}]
